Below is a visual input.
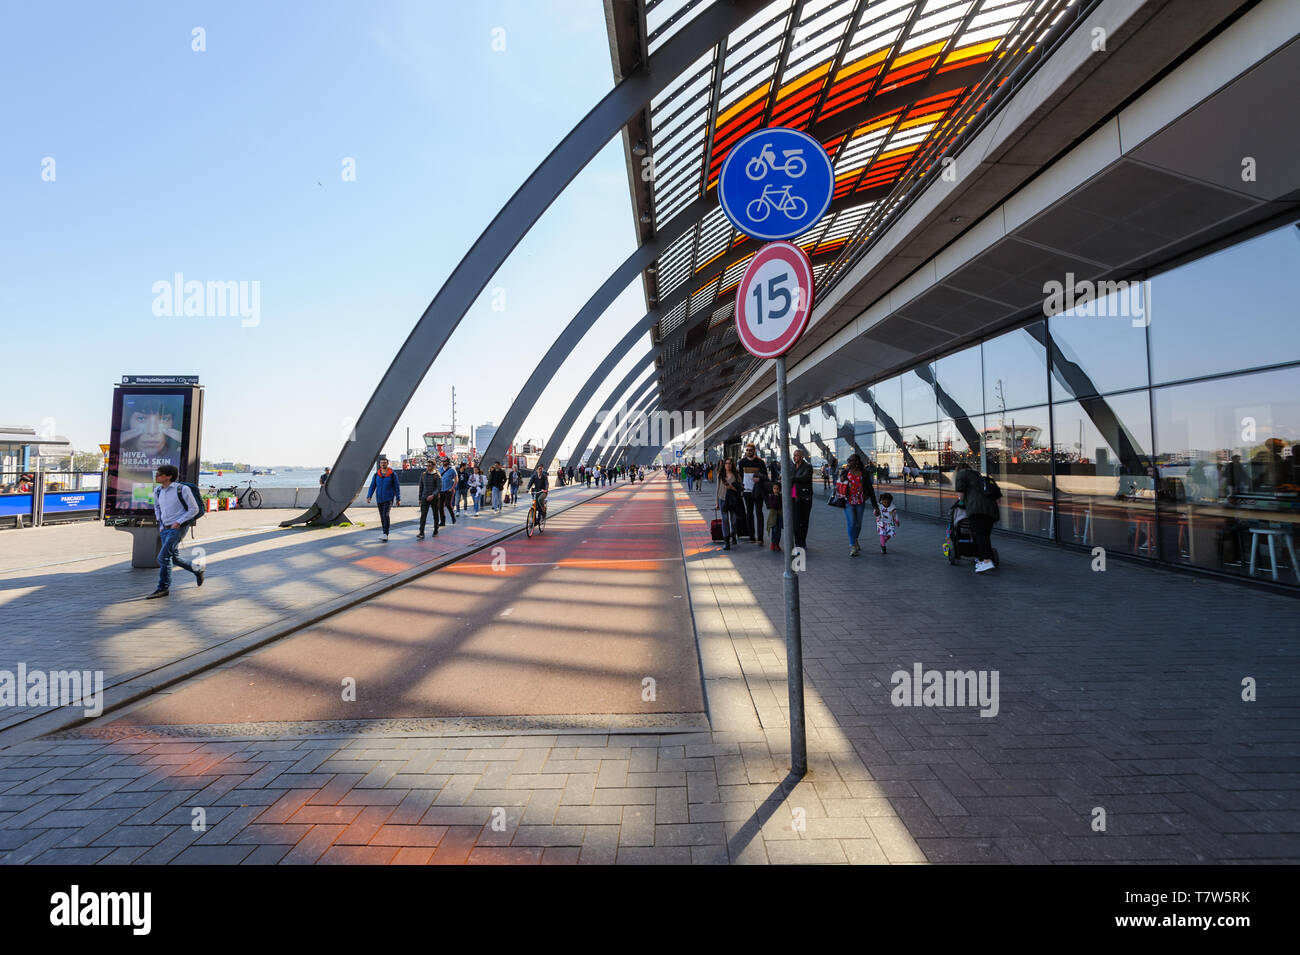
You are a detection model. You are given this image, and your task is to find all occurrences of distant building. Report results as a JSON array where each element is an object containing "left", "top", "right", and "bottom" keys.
[
  {"left": 475, "top": 423, "right": 498, "bottom": 460},
  {"left": 0, "top": 426, "right": 72, "bottom": 473}
]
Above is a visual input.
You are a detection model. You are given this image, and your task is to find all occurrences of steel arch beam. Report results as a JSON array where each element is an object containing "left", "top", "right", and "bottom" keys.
[
  {"left": 598, "top": 378, "right": 658, "bottom": 466},
  {"left": 564, "top": 351, "right": 656, "bottom": 470},
  {"left": 479, "top": 194, "right": 707, "bottom": 469},
  {"left": 602, "top": 388, "right": 660, "bottom": 468},
  {"left": 611, "top": 397, "right": 663, "bottom": 469},
  {"left": 284, "top": 0, "right": 765, "bottom": 526},
  {"left": 593, "top": 374, "right": 658, "bottom": 466},
  {"left": 533, "top": 320, "right": 653, "bottom": 475}
]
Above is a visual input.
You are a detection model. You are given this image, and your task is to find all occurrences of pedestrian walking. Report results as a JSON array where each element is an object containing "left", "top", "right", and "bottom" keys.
[
  {"left": 955, "top": 464, "right": 1001, "bottom": 573},
  {"left": 508, "top": 465, "right": 521, "bottom": 506},
  {"left": 739, "top": 443, "right": 769, "bottom": 546},
  {"left": 766, "top": 479, "right": 783, "bottom": 552},
  {"left": 489, "top": 461, "right": 506, "bottom": 512},
  {"left": 366, "top": 455, "right": 401, "bottom": 541},
  {"left": 875, "top": 492, "right": 900, "bottom": 554},
  {"left": 417, "top": 459, "right": 440, "bottom": 539},
  {"left": 456, "top": 464, "right": 470, "bottom": 512},
  {"left": 716, "top": 458, "right": 745, "bottom": 551},
  {"left": 320, "top": 466, "right": 331, "bottom": 487},
  {"left": 839, "top": 453, "right": 879, "bottom": 557},
  {"left": 439, "top": 457, "right": 458, "bottom": 526},
  {"left": 470, "top": 467, "right": 486, "bottom": 515},
  {"left": 792, "top": 448, "right": 814, "bottom": 550},
  {"left": 145, "top": 464, "right": 204, "bottom": 598}
]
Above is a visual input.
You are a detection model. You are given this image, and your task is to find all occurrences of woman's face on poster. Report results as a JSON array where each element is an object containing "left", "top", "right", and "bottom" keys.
[{"left": 126, "top": 408, "right": 176, "bottom": 455}]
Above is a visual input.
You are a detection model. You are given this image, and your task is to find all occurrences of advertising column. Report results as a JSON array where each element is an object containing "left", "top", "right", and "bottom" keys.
[{"left": 105, "top": 376, "right": 205, "bottom": 567}]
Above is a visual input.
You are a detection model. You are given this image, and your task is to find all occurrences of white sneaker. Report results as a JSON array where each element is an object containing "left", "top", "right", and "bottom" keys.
[
  {"left": 381, "top": 534, "right": 389, "bottom": 541},
  {"left": 975, "top": 559, "right": 993, "bottom": 573}
]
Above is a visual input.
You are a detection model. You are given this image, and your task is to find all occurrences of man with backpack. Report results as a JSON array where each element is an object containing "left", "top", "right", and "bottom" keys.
[
  {"left": 146, "top": 464, "right": 204, "bottom": 598},
  {"left": 416, "top": 459, "right": 440, "bottom": 539}
]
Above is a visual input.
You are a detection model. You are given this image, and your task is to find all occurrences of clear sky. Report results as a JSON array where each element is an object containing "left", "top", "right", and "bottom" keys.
[{"left": 1, "top": 0, "right": 650, "bottom": 466}]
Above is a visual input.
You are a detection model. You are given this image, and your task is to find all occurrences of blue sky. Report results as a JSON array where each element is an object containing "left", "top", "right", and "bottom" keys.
[{"left": 1, "top": 0, "right": 649, "bottom": 465}]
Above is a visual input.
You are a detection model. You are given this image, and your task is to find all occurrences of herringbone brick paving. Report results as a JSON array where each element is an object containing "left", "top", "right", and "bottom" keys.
[{"left": 0, "top": 474, "right": 1296, "bottom": 864}]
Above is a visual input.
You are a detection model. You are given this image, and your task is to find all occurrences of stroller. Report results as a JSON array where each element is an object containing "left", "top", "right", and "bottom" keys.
[{"left": 944, "top": 502, "right": 998, "bottom": 566}]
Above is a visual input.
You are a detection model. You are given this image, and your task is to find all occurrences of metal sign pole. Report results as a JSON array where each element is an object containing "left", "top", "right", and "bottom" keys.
[{"left": 775, "top": 354, "right": 806, "bottom": 776}]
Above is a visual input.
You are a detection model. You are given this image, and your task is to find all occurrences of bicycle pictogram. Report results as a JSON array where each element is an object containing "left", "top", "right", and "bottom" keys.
[
  {"left": 746, "top": 183, "right": 809, "bottom": 223},
  {"left": 745, "top": 144, "right": 807, "bottom": 181}
]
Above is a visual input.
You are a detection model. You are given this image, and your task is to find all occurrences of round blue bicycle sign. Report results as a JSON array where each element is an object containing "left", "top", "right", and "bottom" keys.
[{"left": 718, "top": 127, "right": 834, "bottom": 241}]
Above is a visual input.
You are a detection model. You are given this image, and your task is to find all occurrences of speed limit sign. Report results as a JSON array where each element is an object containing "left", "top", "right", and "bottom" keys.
[{"left": 734, "top": 241, "right": 814, "bottom": 359}]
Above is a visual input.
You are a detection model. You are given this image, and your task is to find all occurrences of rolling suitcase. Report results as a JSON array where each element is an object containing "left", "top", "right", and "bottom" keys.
[{"left": 710, "top": 516, "right": 725, "bottom": 542}]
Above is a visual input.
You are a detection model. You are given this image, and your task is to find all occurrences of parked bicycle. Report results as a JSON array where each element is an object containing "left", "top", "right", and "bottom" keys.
[{"left": 209, "top": 478, "right": 262, "bottom": 509}]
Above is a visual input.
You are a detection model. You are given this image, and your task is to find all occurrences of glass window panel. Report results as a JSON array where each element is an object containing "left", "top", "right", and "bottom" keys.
[
  {"left": 901, "top": 363, "right": 937, "bottom": 425},
  {"left": 1149, "top": 222, "right": 1300, "bottom": 386},
  {"left": 983, "top": 322, "right": 1049, "bottom": 412},
  {"left": 935, "top": 345, "right": 984, "bottom": 420},
  {"left": 899, "top": 422, "right": 940, "bottom": 517},
  {"left": 982, "top": 405, "right": 1053, "bottom": 539},
  {"left": 1051, "top": 392, "right": 1156, "bottom": 556},
  {"left": 937, "top": 415, "right": 983, "bottom": 510},
  {"left": 872, "top": 428, "right": 905, "bottom": 506},
  {"left": 1152, "top": 365, "right": 1300, "bottom": 586},
  {"left": 862, "top": 376, "right": 903, "bottom": 426},
  {"left": 1049, "top": 291, "right": 1149, "bottom": 398}
]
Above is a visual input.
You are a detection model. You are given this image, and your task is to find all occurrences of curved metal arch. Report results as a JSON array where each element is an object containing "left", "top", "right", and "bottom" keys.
[
  {"left": 585, "top": 369, "right": 655, "bottom": 467},
  {"left": 479, "top": 194, "right": 708, "bottom": 469},
  {"left": 533, "top": 331, "right": 652, "bottom": 475},
  {"left": 597, "top": 377, "right": 658, "bottom": 466},
  {"left": 601, "top": 387, "right": 660, "bottom": 468},
  {"left": 286, "top": 0, "right": 766, "bottom": 526},
  {"left": 553, "top": 350, "right": 656, "bottom": 473},
  {"left": 608, "top": 396, "right": 662, "bottom": 470}
]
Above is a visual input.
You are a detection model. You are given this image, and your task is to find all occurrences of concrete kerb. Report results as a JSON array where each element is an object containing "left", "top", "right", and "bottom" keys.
[
  {"left": 0, "top": 482, "right": 624, "bottom": 750},
  {"left": 669, "top": 479, "right": 765, "bottom": 736}
]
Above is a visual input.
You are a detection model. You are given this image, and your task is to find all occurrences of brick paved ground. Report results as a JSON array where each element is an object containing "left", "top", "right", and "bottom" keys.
[
  {"left": 1, "top": 475, "right": 1296, "bottom": 864},
  {"left": 0, "top": 484, "right": 606, "bottom": 737}
]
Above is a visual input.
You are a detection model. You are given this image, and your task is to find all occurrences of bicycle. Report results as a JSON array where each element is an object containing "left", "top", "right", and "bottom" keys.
[
  {"left": 216, "top": 479, "right": 262, "bottom": 509},
  {"left": 746, "top": 183, "right": 808, "bottom": 222},
  {"left": 524, "top": 491, "right": 546, "bottom": 537}
]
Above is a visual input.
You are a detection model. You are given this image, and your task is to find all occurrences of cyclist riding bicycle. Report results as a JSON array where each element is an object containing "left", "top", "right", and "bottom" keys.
[{"left": 526, "top": 464, "right": 549, "bottom": 519}]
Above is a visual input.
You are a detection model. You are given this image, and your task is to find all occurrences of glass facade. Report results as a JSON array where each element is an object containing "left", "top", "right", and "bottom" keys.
[{"left": 738, "top": 218, "right": 1300, "bottom": 588}]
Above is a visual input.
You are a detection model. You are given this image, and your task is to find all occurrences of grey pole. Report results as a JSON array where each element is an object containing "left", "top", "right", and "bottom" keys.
[{"left": 776, "top": 354, "right": 806, "bottom": 777}]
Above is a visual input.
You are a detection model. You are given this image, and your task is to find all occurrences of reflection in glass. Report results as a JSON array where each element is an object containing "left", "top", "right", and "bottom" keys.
[
  {"left": 866, "top": 375, "right": 902, "bottom": 424},
  {"left": 938, "top": 416, "right": 983, "bottom": 512},
  {"left": 1149, "top": 223, "right": 1300, "bottom": 386},
  {"left": 902, "top": 364, "right": 936, "bottom": 425},
  {"left": 982, "top": 405, "right": 1053, "bottom": 539},
  {"left": 1153, "top": 366, "right": 1300, "bottom": 584},
  {"left": 983, "top": 323, "right": 1049, "bottom": 412},
  {"left": 1048, "top": 294, "right": 1149, "bottom": 399},
  {"left": 1052, "top": 392, "right": 1155, "bottom": 555},
  {"left": 935, "top": 346, "right": 984, "bottom": 422},
  {"left": 900, "top": 423, "right": 940, "bottom": 516}
]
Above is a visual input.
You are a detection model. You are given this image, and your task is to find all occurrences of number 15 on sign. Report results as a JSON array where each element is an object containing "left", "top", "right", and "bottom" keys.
[{"left": 734, "top": 241, "right": 815, "bottom": 359}]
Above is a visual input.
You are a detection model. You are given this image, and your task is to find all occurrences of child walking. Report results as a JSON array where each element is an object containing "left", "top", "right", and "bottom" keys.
[
  {"left": 876, "top": 492, "right": 900, "bottom": 553},
  {"left": 766, "top": 480, "right": 784, "bottom": 552}
]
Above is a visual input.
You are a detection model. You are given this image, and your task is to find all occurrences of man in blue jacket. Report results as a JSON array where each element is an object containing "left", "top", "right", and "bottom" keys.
[
  {"left": 438, "top": 457, "right": 458, "bottom": 527},
  {"left": 366, "top": 455, "right": 401, "bottom": 541}
]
